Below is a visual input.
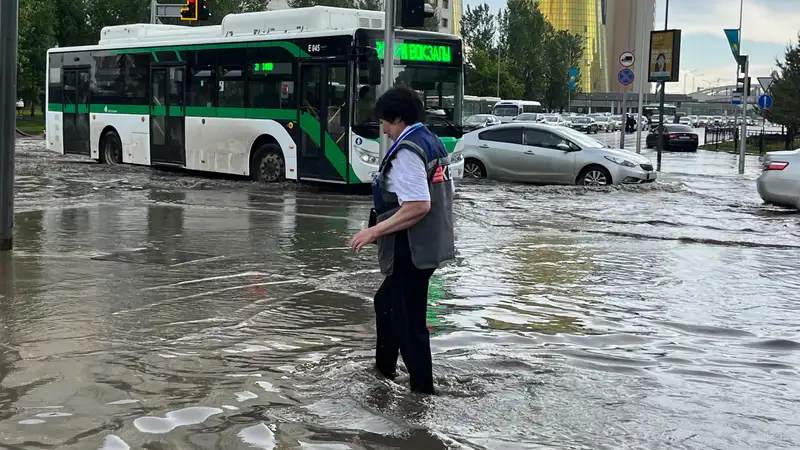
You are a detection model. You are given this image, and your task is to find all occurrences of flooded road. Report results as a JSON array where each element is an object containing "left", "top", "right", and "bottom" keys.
[{"left": 1, "top": 138, "right": 799, "bottom": 449}]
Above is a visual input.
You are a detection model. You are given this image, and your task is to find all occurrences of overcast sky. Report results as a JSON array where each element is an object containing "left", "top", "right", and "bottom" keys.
[{"left": 463, "top": 0, "right": 798, "bottom": 93}]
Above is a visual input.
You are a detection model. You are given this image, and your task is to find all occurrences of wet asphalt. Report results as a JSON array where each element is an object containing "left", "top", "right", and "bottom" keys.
[{"left": 0, "top": 133, "right": 798, "bottom": 449}]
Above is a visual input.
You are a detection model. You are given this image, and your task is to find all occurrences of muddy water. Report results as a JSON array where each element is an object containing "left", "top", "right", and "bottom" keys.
[{"left": 0, "top": 139, "right": 798, "bottom": 449}]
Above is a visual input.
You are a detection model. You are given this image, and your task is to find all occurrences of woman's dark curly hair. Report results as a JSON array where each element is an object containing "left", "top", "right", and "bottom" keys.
[{"left": 374, "top": 85, "right": 425, "bottom": 124}]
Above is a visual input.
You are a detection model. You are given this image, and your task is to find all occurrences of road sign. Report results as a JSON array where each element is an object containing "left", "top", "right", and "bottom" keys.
[
  {"left": 619, "top": 51, "right": 635, "bottom": 67},
  {"left": 757, "top": 76, "right": 774, "bottom": 92},
  {"left": 757, "top": 94, "right": 773, "bottom": 109},
  {"left": 731, "top": 93, "right": 742, "bottom": 105},
  {"left": 618, "top": 68, "right": 634, "bottom": 86}
]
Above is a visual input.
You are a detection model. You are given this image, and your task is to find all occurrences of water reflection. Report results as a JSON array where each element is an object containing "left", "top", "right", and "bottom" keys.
[{"left": 0, "top": 141, "right": 798, "bottom": 448}]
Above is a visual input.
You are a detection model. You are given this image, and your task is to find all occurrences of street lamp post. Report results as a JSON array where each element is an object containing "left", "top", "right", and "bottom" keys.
[{"left": 0, "top": 0, "right": 19, "bottom": 251}]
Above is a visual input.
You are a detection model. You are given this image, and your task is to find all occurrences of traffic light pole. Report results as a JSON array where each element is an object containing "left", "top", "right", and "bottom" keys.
[
  {"left": 378, "top": 0, "right": 396, "bottom": 162},
  {"left": 0, "top": 0, "right": 19, "bottom": 251},
  {"left": 739, "top": 56, "right": 749, "bottom": 175}
]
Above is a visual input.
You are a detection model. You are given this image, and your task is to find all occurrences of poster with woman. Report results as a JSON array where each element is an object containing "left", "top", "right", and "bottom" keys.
[{"left": 648, "top": 30, "right": 682, "bottom": 82}]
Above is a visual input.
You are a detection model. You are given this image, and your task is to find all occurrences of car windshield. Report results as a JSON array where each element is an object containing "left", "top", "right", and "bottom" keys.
[
  {"left": 611, "top": 115, "right": 622, "bottom": 121},
  {"left": 573, "top": 117, "right": 591, "bottom": 124},
  {"left": 464, "top": 115, "right": 490, "bottom": 124},
  {"left": 666, "top": 124, "right": 694, "bottom": 132},
  {"left": 558, "top": 126, "right": 606, "bottom": 148},
  {"left": 543, "top": 116, "right": 559, "bottom": 122},
  {"left": 494, "top": 106, "right": 520, "bottom": 117},
  {"left": 594, "top": 116, "right": 608, "bottom": 122},
  {"left": 515, "top": 113, "right": 538, "bottom": 121}
]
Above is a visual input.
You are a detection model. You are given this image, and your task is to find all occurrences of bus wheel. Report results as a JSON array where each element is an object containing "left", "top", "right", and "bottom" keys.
[
  {"left": 251, "top": 144, "right": 285, "bottom": 183},
  {"left": 100, "top": 131, "right": 123, "bottom": 165}
]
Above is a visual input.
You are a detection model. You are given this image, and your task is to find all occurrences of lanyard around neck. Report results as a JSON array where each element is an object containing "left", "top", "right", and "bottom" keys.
[{"left": 382, "top": 123, "right": 423, "bottom": 166}]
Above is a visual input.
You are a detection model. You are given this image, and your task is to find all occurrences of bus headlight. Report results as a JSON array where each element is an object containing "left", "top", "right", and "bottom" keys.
[
  {"left": 357, "top": 148, "right": 379, "bottom": 165},
  {"left": 450, "top": 151, "right": 464, "bottom": 164}
]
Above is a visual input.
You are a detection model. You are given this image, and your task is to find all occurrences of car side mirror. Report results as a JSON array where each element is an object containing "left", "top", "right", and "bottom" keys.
[{"left": 556, "top": 142, "right": 572, "bottom": 151}]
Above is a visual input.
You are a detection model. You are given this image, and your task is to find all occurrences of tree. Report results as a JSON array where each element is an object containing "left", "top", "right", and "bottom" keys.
[
  {"left": 357, "top": 0, "right": 382, "bottom": 10},
  {"left": 502, "top": 0, "right": 549, "bottom": 100},
  {"left": 461, "top": 3, "right": 495, "bottom": 54},
  {"left": 540, "top": 29, "right": 583, "bottom": 111},
  {"left": 466, "top": 49, "right": 522, "bottom": 99},
  {"left": 769, "top": 35, "right": 800, "bottom": 133},
  {"left": 18, "top": 0, "right": 57, "bottom": 114},
  {"left": 289, "top": 0, "right": 355, "bottom": 8}
]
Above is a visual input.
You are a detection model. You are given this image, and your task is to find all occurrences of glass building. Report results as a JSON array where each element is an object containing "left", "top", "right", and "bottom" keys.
[{"left": 539, "top": 0, "right": 607, "bottom": 93}]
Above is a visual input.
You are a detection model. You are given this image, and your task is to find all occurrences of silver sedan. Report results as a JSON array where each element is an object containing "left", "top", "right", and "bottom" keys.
[
  {"left": 458, "top": 123, "right": 657, "bottom": 185},
  {"left": 756, "top": 149, "right": 800, "bottom": 209}
]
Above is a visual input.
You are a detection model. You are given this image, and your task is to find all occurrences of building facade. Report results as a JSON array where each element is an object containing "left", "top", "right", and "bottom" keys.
[
  {"left": 604, "top": 0, "right": 655, "bottom": 94},
  {"left": 266, "top": 0, "right": 461, "bottom": 35},
  {"left": 538, "top": 0, "right": 655, "bottom": 94},
  {"left": 539, "top": 0, "right": 607, "bottom": 93}
]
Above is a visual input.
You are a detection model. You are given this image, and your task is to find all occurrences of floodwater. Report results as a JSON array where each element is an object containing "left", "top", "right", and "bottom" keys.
[{"left": 1, "top": 137, "right": 799, "bottom": 449}]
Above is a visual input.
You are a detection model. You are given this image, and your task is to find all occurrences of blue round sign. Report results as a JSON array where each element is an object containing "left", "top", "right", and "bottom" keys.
[
  {"left": 757, "top": 94, "right": 773, "bottom": 109},
  {"left": 618, "top": 68, "right": 634, "bottom": 86},
  {"left": 355, "top": 137, "right": 363, "bottom": 145}
]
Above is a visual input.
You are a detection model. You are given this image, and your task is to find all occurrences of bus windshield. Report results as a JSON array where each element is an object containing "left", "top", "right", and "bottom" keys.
[{"left": 494, "top": 105, "right": 520, "bottom": 117}]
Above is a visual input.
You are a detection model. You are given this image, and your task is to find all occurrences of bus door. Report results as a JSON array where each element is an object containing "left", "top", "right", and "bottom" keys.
[
  {"left": 297, "top": 63, "right": 350, "bottom": 183},
  {"left": 150, "top": 66, "right": 186, "bottom": 166},
  {"left": 62, "top": 68, "right": 91, "bottom": 156}
]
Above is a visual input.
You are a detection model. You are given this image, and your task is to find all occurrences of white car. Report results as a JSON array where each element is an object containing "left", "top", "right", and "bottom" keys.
[{"left": 459, "top": 123, "right": 657, "bottom": 185}]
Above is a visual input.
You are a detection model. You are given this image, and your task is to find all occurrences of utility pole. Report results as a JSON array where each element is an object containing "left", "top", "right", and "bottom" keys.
[
  {"left": 737, "top": 0, "right": 747, "bottom": 174},
  {"left": 378, "top": 0, "right": 396, "bottom": 162},
  {"left": 619, "top": 2, "right": 634, "bottom": 149},
  {"left": 739, "top": 56, "right": 749, "bottom": 174},
  {"left": 0, "top": 0, "right": 19, "bottom": 251},
  {"left": 634, "top": 0, "right": 648, "bottom": 154},
  {"left": 655, "top": 0, "right": 669, "bottom": 172}
]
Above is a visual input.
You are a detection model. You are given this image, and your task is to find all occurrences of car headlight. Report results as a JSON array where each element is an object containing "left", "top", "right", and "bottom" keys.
[
  {"left": 450, "top": 151, "right": 464, "bottom": 164},
  {"left": 604, "top": 155, "right": 637, "bottom": 167},
  {"left": 357, "top": 148, "right": 379, "bottom": 165}
]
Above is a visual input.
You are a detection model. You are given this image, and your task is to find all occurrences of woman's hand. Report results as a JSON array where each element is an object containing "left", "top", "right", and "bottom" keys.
[{"left": 350, "top": 227, "right": 379, "bottom": 252}]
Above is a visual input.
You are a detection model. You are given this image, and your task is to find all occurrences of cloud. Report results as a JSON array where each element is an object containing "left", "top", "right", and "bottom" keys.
[{"left": 665, "top": 0, "right": 800, "bottom": 46}]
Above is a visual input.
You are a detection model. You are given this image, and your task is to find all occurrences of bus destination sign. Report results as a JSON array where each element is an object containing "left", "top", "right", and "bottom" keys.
[{"left": 375, "top": 41, "right": 453, "bottom": 63}]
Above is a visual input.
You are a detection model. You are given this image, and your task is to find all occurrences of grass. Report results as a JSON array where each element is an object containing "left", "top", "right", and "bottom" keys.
[
  {"left": 699, "top": 139, "right": 800, "bottom": 155},
  {"left": 15, "top": 113, "right": 45, "bottom": 135}
]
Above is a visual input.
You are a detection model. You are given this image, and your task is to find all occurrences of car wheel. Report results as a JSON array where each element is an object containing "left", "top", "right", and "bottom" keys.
[
  {"left": 463, "top": 159, "right": 486, "bottom": 179},
  {"left": 250, "top": 144, "right": 286, "bottom": 183},
  {"left": 100, "top": 131, "right": 123, "bottom": 165},
  {"left": 577, "top": 166, "right": 612, "bottom": 186}
]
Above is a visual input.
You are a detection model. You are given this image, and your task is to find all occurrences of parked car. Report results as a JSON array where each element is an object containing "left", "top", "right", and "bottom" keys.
[
  {"left": 542, "top": 115, "right": 569, "bottom": 127},
  {"left": 571, "top": 116, "right": 600, "bottom": 134},
  {"left": 463, "top": 114, "right": 501, "bottom": 132},
  {"left": 679, "top": 116, "right": 695, "bottom": 127},
  {"left": 512, "top": 113, "right": 542, "bottom": 123},
  {"left": 756, "top": 149, "right": 800, "bottom": 209},
  {"left": 593, "top": 115, "right": 616, "bottom": 132},
  {"left": 459, "top": 123, "right": 657, "bottom": 185},
  {"left": 645, "top": 123, "right": 699, "bottom": 151}
]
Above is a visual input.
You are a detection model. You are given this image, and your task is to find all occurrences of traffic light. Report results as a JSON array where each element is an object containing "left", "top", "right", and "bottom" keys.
[
  {"left": 736, "top": 76, "right": 751, "bottom": 96},
  {"left": 400, "top": 0, "right": 435, "bottom": 28},
  {"left": 180, "top": 0, "right": 198, "bottom": 21}
]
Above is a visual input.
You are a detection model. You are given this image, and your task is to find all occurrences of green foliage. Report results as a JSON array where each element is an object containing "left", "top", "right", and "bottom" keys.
[
  {"left": 768, "top": 35, "right": 800, "bottom": 130},
  {"left": 460, "top": 0, "right": 584, "bottom": 109},
  {"left": 461, "top": 3, "right": 495, "bottom": 54}
]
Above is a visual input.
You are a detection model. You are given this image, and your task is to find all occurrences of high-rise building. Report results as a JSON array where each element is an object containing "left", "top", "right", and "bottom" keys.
[
  {"left": 430, "top": 0, "right": 462, "bottom": 35},
  {"left": 539, "top": 0, "right": 607, "bottom": 93},
  {"left": 605, "top": 0, "right": 655, "bottom": 94},
  {"left": 537, "top": 0, "right": 655, "bottom": 94}
]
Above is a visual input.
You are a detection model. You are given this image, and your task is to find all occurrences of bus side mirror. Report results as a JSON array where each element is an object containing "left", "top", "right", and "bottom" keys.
[{"left": 367, "top": 50, "right": 382, "bottom": 86}]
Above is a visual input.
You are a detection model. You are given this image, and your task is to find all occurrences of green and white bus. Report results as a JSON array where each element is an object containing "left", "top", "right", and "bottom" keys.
[{"left": 45, "top": 6, "right": 465, "bottom": 185}]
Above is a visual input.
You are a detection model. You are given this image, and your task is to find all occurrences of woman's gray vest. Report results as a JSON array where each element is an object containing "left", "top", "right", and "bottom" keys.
[{"left": 375, "top": 132, "right": 455, "bottom": 276}]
